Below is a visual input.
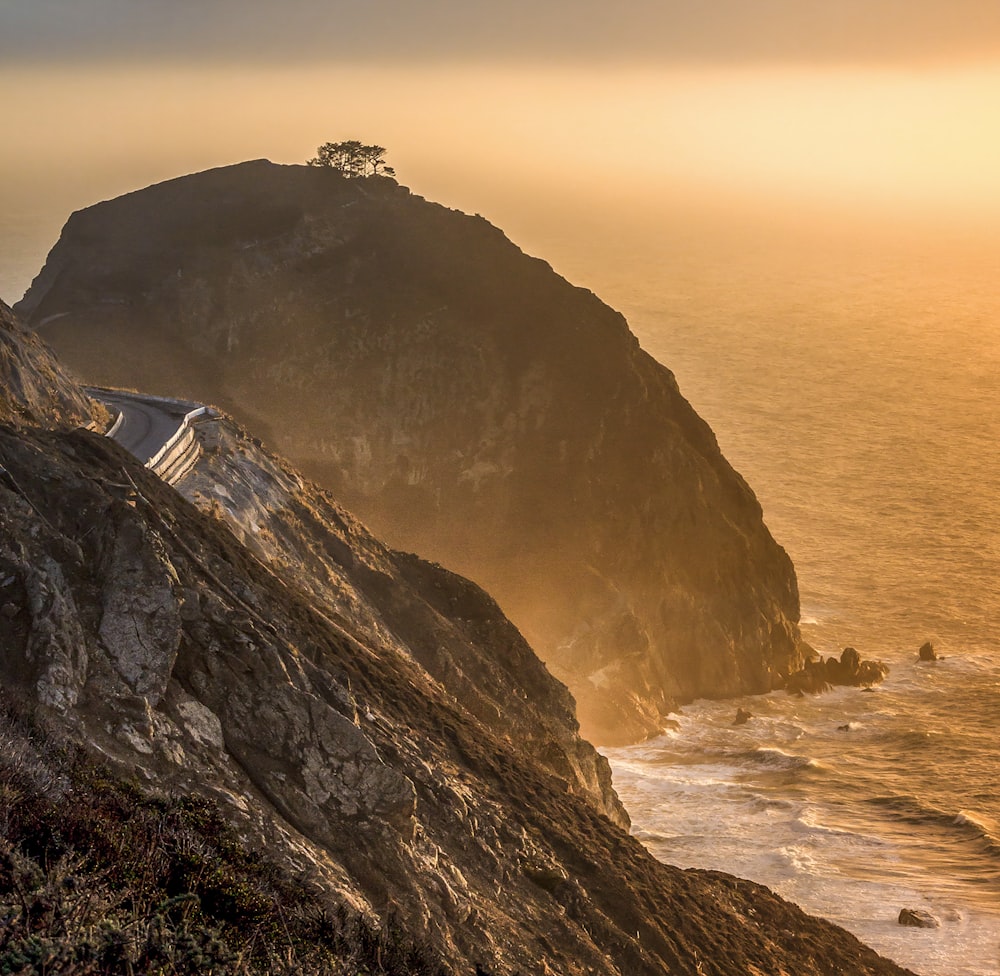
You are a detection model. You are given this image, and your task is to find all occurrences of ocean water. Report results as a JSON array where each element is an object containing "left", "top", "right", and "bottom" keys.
[
  {"left": 0, "top": 209, "right": 64, "bottom": 308},
  {"left": 555, "top": 215, "right": 1000, "bottom": 976}
]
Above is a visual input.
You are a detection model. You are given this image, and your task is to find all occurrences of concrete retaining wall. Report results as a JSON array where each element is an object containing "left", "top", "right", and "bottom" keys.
[{"left": 147, "top": 406, "right": 211, "bottom": 486}]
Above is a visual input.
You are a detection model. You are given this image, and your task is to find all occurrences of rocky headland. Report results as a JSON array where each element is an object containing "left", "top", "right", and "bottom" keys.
[
  {"left": 18, "top": 160, "right": 804, "bottom": 743},
  {"left": 0, "top": 293, "right": 918, "bottom": 974}
]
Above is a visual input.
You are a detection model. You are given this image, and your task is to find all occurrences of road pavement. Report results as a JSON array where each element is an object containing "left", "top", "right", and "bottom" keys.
[{"left": 87, "top": 389, "right": 196, "bottom": 464}]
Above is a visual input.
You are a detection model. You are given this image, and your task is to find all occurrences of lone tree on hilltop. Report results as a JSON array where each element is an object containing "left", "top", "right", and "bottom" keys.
[{"left": 308, "top": 141, "right": 396, "bottom": 178}]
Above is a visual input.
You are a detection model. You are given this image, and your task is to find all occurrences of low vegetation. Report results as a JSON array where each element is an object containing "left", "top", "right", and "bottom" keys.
[{"left": 0, "top": 700, "right": 444, "bottom": 976}]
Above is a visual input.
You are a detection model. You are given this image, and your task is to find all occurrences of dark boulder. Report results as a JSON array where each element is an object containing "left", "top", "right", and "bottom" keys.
[
  {"left": 841, "top": 646, "right": 861, "bottom": 676},
  {"left": 786, "top": 659, "right": 832, "bottom": 695},
  {"left": 733, "top": 707, "right": 754, "bottom": 725},
  {"left": 788, "top": 646, "right": 887, "bottom": 694},
  {"left": 918, "top": 641, "right": 938, "bottom": 661},
  {"left": 898, "top": 908, "right": 940, "bottom": 929}
]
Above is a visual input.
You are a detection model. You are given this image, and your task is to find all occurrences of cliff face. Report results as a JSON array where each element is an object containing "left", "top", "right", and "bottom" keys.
[
  {"left": 176, "top": 412, "right": 628, "bottom": 830},
  {"left": 17, "top": 160, "right": 802, "bottom": 743},
  {"left": 0, "top": 304, "right": 914, "bottom": 976},
  {"left": 0, "top": 300, "right": 100, "bottom": 428}
]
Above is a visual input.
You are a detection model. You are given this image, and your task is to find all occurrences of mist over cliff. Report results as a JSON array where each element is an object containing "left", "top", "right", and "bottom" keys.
[{"left": 18, "top": 160, "right": 803, "bottom": 743}]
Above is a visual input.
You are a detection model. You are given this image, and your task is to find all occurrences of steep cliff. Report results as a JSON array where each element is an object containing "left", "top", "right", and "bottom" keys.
[
  {"left": 176, "top": 412, "right": 628, "bottom": 830},
  {"left": 0, "top": 304, "right": 914, "bottom": 976},
  {"left": 18, "top": 161, "right": 803, "bottom": 743},
  {"left": 0, "top": 300, "right": 100, "bottom": 429}
]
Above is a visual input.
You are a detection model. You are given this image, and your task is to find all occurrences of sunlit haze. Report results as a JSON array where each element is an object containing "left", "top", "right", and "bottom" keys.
[{"left": 4, "top": 59, "right": 1000, "bottom": 301}]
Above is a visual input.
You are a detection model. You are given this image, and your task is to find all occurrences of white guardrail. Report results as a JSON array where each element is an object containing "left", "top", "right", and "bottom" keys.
[
  {"left": 86, "top": 388, "right": 213, "bottom": 487},
  {"left": 146, "top": 406, "right": 209, "bottom": 471},
  {"left": 146, "top": 406, "right": 211, "bottom": 485},
  {"left": 105, "top": 410, "right": 125, "bottom": 439}
]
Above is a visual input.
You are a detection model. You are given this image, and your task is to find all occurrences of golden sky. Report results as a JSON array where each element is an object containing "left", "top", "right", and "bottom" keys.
[
  {"left": 4, "top": 1, "right": 1000, "bottom": 299},
  {"left": 6, "top": 61, "right": 1000, "bottom": 221}
]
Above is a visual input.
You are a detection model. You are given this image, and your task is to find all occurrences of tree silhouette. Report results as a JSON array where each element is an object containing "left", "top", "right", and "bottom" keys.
[{"left": 308, "top": 141, "right": 395, "bottom": 178}]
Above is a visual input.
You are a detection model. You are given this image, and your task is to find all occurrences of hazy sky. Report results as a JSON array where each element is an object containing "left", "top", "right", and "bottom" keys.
[
  {"left": 4, "top": 0, "right": 1000, "bottom": 302},
  {"left": 6, "top": 0, "right": 1000, "bottom": 65}
]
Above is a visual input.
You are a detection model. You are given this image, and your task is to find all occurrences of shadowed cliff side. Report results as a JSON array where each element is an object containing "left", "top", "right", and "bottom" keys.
[{"left": 18, "top": 161, "right": 803, "bottom": 743}]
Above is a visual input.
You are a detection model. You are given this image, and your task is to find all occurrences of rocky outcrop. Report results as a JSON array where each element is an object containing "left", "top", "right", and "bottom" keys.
[
  {"left": 785, "top": 646, "right": 888, "bottom": 694},
  {"left": 918, "top": 641, "right": 938, "bottom": 661},
  {"left": 898, "top": 908, "right": 940, "bottom": 929},
  {"left": 17, "top": 160, "right": 803, "bottom": 743}
]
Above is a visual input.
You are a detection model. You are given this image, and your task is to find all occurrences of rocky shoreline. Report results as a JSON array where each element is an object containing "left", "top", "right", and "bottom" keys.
[{"left": 785, "top": 645, "right": 890, "bottom": 695}]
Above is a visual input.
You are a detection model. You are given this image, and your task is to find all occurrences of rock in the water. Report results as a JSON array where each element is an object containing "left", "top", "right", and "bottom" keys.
[
  {"left": 918, "top": 641, "right": 938, "bottom": 661},
  {"left": 840, "top": 646, "right": 861, "bottom": 676},
  {"left": 786, "top": 659, "right": 832, "bottom": 695},
  {"left": 733, "top": 707, "right": 754, "bottom": 725},
  {"left": 898, "top": 908, "right": 940, "bottom": 928},
  {"left": 790, "top": 646, "right": 887, "bottom": 694}
]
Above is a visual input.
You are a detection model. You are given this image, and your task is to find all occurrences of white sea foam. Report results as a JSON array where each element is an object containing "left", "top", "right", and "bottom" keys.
[
  {"left": 607, "top": 655, "right": 1000, "bottom": 976},
  {"left": 744, "top": 746, "right": 824, "bottom": 773}
]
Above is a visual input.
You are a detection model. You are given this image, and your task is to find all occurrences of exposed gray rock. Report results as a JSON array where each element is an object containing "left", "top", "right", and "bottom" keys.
[
  {"left": 0, "top": 497, "right": 88, "bottom": 711},
  {"left": 172, "top": 693, "right": 225, "bottom": 750},
  {"left": 97, "top": 514, "right": 181, "bottom": 705}
]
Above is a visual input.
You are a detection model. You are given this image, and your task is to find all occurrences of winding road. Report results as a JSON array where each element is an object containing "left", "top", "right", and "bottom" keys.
[
  {"left": 85, "top": 387, "right": 209, "bottom": 483},
  {"left": 92, "top": 390, "right": 187, "bottom": 463}
]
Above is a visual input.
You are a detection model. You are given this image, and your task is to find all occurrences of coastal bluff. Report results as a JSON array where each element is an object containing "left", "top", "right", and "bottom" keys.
[
  {"left": 18, "top": 159, "right": 803, "bottom": 743},
  {"left": 0, "top": 294, "right": 916, "bottom": 975}
]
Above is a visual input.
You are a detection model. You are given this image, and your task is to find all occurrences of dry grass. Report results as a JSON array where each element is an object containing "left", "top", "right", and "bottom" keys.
[{"left": 0, "top": 700, "right": 445, "bottom": 976}]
